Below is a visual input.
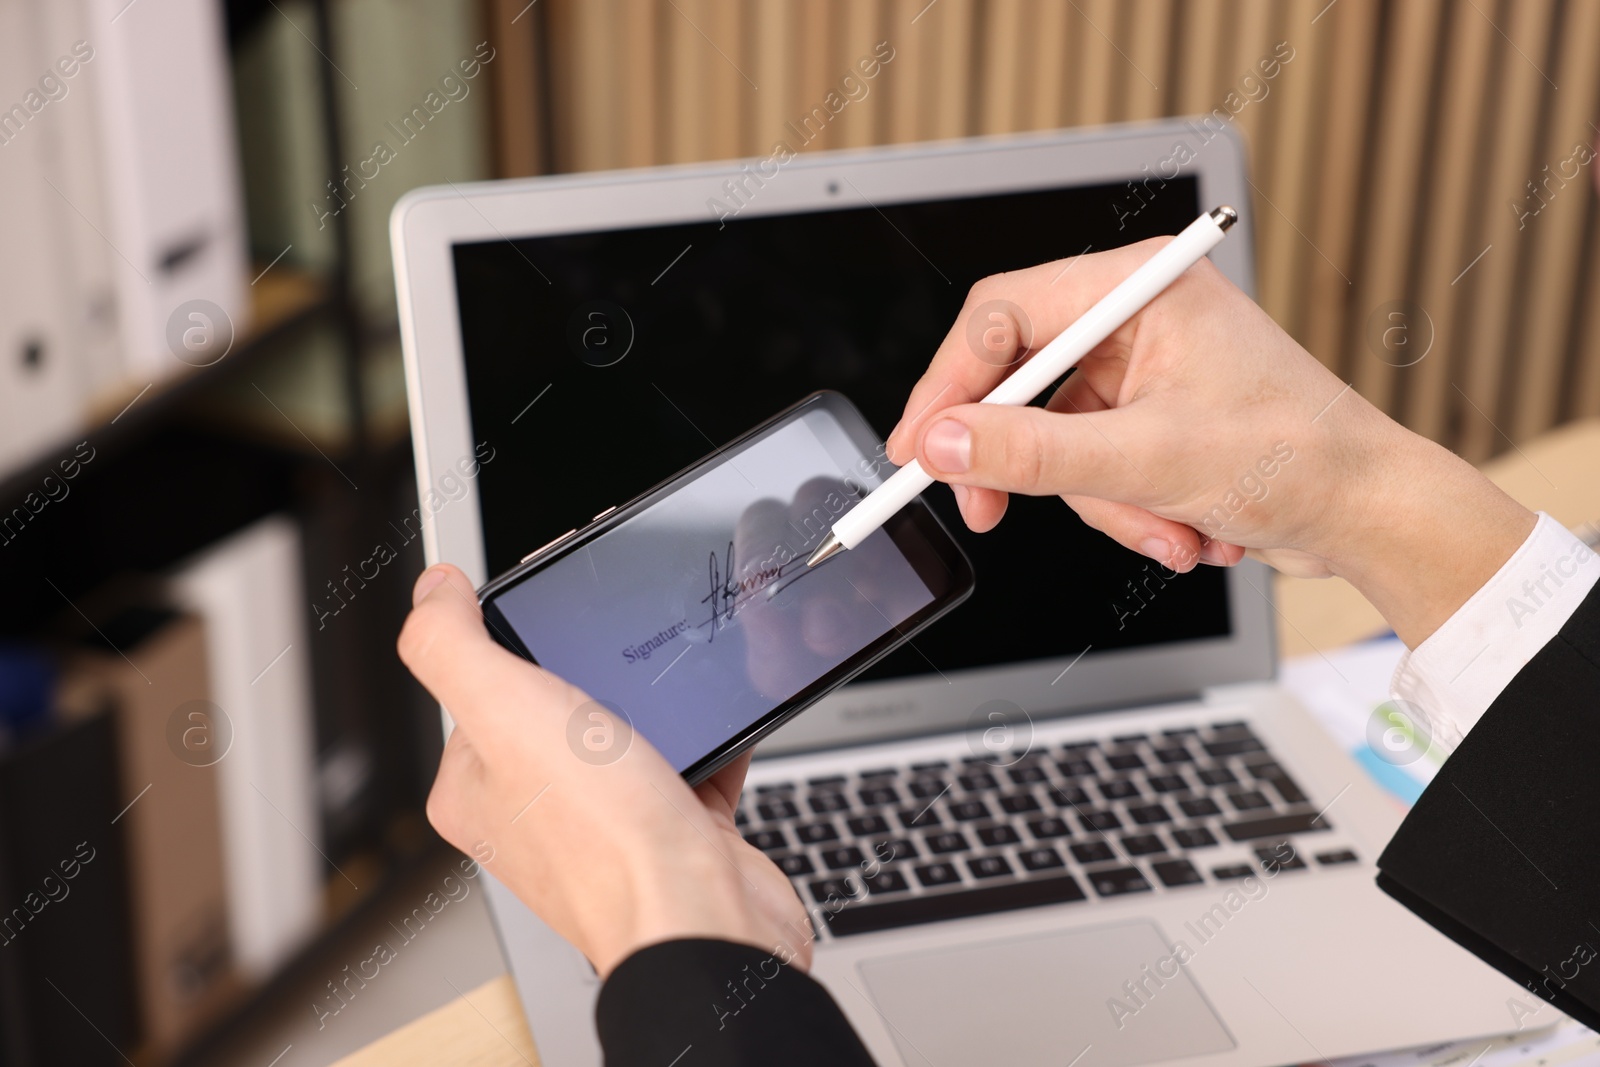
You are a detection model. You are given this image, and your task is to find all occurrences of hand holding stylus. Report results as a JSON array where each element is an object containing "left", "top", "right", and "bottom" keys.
[{"left": 882, "top": 232, "right": 1532, "bottom": 648}]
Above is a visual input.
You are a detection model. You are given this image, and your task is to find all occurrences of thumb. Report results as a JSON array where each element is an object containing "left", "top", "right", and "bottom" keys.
[
  {"left": 915, "top": 403, "right": 1155, "bottom": 503},
  {"left": 398, "top": 563, "right": 575, "bottom": 741}
]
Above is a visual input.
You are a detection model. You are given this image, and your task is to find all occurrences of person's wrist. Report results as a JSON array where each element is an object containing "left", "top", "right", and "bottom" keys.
[
  {"left": 1309, "top": 410, "right": 1534, "bottom": 647},
  {"left": 588, "top": 843, "right": 788, "bottom": 980}
]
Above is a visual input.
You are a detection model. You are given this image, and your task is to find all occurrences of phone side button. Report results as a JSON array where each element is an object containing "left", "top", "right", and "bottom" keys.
[
  {"left": 592, "top": 505, "right": 617, "bottom": 521},
  {"left": 521, "top": 528, "right": 576, "bottom": 564}
]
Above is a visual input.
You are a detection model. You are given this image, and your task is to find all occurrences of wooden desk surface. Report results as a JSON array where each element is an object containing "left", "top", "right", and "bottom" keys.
[
  {"left": 332, "top": 976, "right": 537, "bottom": 1066},
  {"left": 338, "top": 419, "right": 1600, "bottom": 1067}
]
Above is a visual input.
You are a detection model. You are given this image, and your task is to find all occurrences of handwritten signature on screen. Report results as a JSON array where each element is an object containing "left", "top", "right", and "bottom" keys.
[{"left": 700, "top": 539, "right": 822, "bottom": 639}]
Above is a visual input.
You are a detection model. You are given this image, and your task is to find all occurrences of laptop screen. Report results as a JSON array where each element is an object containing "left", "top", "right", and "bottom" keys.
[{"left": 450, "top": 175, "right": 1230, "bottom": 686}]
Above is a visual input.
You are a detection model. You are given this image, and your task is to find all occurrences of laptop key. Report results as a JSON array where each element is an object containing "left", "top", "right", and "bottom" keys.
[
  {"left": 958, "top": 771, "right": 999, "bottom": 791},
  {"left": 1019, "top": 846, "right": 1066, "bottom": 871},
  {"left": 1179, "top": 797, "right": 1222, "bottom": 818},
  {"left": 824, "top": 874, "right": 1087, "bottom": 936},
  {"left": 1152, "top": 859, "right": 1204, "bottom": 887},
  {"left": 1153, "top": 746, "right": 1194, "bottom": 764},
  {"left": 744, "top": 829, "right": 789, "bottom": 852},
  {"left": 1086, "top": 866, "right": 1152, "bottom": 897},
  {"left": 1254, "top": 768, "right": 1309, "bottom": 805},
  {"left": 755, "top": 781, "right": 796, "bottom": 793},
  {"left": 1078, "top": 809, "right": 1123, "bottom": 832},
  {"left": 864, "top": 869, "right": 910, "bottom": 894},
  {"left": 1228, "top": 790, "right": 1272, "bottom": 812},
  {"left": 913, "top": 862, "right": 962, "bottom": 888},
  {"left": 847, "top": 814, "right": 890, "bottom": 837},
  {"left": 734, "top": 809, "right": 749, "bottom": 827},
  {"left": 1197, "top": 766, "right": 1237, "bottom": 787},
  {"left": 898, "top": 807, "right": 941, "bottom": 830},
  {"left": 1098, "top": 779, "right": 1140, "bottom": 801},
  {"left": 1212, "top": 863, "right": 1256, "bottom": 880},
  {"left": 1008, "top": 765, "right": 1049, "bottom": 785},
  {"left": 977, "top": 824, "right": 1021, "bottom": 847},
  {"left": 1121, "top": 833, "right": 1166, "bottom": 856},
  {"left": 871, "top": 838, "right": 919, "bottom": 863},
  {"left": 926, "top": 831, "right": 972, "bottom": 854},
  {"left": 1107, "top": 752, "right": 1145, "bottom": 771},
  {"left": 967, "top": 855, "right": 1014, "bottom": 880},
  {"left": 858, "top": 785, "right": 901, "bottom": 808},
  {"left": 1048, "top": 784, "right": 1091, "bottom": 807},
  {"left": 1316, "top": 849, "right": 1359, "bottom": 866},
  {"left": 910, "top": 760, "right": 949, "bottom": 772},
  {"left": 1147, "top": 773, "right": 1188, "bottom": 793},
  {"left": 796, "top": 822, "right": 840, "bottom": 845},
  {"left": 1222, "top": 811, "right": 1331, "bottom": 842},
  {"left": 809, "top": 878, "right": 859, "bottom": 905},
  {"left": 1027, "top": 816, "right": 1073, "bottom": 840},
  {"left": 1256, "top": 843, "right": 1308, "bottom": 873},
  {"left": 775, "top": 853, "right": 815, "bottom": 876},
  {"left": 1056, "top": 758, "right": 1095, "bottom": 778},
  {"left": 1272, "top": 779, "right": 1309, "bottom": 805},
  {"left": 950, "top": 799, "right": 992, "bottom": 821},
  {"left": 822, "top": 846, "right": 866, "bottom": 870},
  {"left": 1171, "top": 826, "right": 1219, "bottom": 849},
  {"left": 757, "top": 799, "right": 799, "bottom": 821},
  {"left": 999, "top": 792, "right": 1042, "bottom": 814},
  {"left": 1071, "top": 841, "right": 1116, "bottom": 864},
  {"left": 909, "top": 778, "right": 950, "bottom": 799},
  {"left": 809, "top": 792, "right": 851, "bottom": 814},
  {"left": 1203, "top": 737, "right": 1266, "bottom": 757},
  {"left": 1128, "top": 803, "right": 1172, "bottom": 825}
]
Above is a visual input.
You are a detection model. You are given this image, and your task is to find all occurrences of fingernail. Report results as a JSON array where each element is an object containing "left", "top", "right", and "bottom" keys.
[
  {"left": 413, "top": 566, "right": 449, "bottom": 606},
  {"left": 1139, "top": 538, "right": 1173, "bottom": 567},
  {"left": 1197, "top": 540, "right": 1228, "bottom": 566},
  {"left": 952, "top": 484, "right": 970, "bottom": 512},
  {"left": 923, "top": 419, "right": 972, "bottom": 474}
]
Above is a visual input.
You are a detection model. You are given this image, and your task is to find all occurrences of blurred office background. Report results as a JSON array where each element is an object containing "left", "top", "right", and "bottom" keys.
[{"left": 0, "top": 1, "right": 1596, "bottom": 1064}]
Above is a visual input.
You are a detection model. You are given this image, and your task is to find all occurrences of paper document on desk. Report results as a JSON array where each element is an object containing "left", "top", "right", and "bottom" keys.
[
  {"left": 1322, "top": 1016, "right": 1600, "bottom": 1067},
  {"left": 1280, "top": 635, "right": 1441, "bottom": 806}
]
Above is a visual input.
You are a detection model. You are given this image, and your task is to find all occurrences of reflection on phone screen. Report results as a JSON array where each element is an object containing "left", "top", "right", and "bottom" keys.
[{"left": 489, "top": 410, "right": 936, "bottom": 772}]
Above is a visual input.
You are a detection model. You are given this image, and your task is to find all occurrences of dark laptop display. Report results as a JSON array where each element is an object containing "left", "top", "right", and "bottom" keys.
[{"left": 450, "top": 176, "right": 1229, "bottom": 683}]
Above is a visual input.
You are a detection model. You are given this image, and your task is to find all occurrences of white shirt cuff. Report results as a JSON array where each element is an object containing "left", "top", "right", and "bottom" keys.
[{"left": 1391, "top": 512, "right": 1598, "bottom": 752}]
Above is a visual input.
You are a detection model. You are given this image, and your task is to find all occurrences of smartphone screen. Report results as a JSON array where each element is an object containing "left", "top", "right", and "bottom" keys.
[{"left": 479, "top": 393, "right": 972, "bottom": 780}]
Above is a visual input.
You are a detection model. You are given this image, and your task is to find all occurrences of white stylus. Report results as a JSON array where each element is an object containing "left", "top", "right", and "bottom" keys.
[{"left": 807, "top": 205, "right": 1238, "bottom": 568}]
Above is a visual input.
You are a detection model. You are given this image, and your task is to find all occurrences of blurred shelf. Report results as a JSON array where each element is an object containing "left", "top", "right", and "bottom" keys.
[
  {"left": 82, "top": 269, "right": 331, "bottom": 426},
  {"left": 0, "top": 267, "right": 333, "bottom": 511}
]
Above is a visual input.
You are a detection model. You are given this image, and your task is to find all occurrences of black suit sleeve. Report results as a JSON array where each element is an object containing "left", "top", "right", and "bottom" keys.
[
  {"left": 595, "top": 938, "right": 877, "bottom": 1066},
  {"left": 1377, "top": 578, "right": 1600, "bottom": 1027}
]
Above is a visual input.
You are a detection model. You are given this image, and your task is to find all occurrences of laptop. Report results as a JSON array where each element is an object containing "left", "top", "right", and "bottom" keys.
[{"left": 392, "top": 121, "right": 1521, "bottom": 1066}]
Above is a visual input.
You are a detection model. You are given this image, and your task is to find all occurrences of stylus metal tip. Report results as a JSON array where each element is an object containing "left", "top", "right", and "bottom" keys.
[
  {"left": 806, "top": 533, "right": 845, "bottom": 568},
  {"left": 1210, "top": 205, "right": 1239, "bottom": 231}
]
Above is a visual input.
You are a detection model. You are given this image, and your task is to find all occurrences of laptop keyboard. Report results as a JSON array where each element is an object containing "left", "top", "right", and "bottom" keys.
[{"left": 736, "top": 720, "right": 1359, "bottom": 938}]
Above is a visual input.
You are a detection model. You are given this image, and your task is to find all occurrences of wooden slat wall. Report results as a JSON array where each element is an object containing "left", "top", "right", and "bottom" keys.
[{"left": 494, "top": 0, "right": 1600, "bottom": 459}]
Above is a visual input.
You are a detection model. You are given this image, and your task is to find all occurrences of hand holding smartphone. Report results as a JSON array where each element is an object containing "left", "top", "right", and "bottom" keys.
[{"left": 478, "top": 391, "right": 974, "bottom": 783}]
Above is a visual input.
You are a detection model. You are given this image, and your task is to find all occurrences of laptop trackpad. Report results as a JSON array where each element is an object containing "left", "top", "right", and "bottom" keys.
[{"left": 857, "top": 921, "right": 1235, "bottom": 1067}]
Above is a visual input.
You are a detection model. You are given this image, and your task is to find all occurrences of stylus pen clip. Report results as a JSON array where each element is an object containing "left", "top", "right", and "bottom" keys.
[{"left": 807, "top": 206, "right": 1238, "bottom": 568}]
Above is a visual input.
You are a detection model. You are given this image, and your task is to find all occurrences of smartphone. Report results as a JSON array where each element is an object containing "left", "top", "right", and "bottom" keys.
[{"left": 478, "top": 391, "right": 975, "bottom": 784}]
